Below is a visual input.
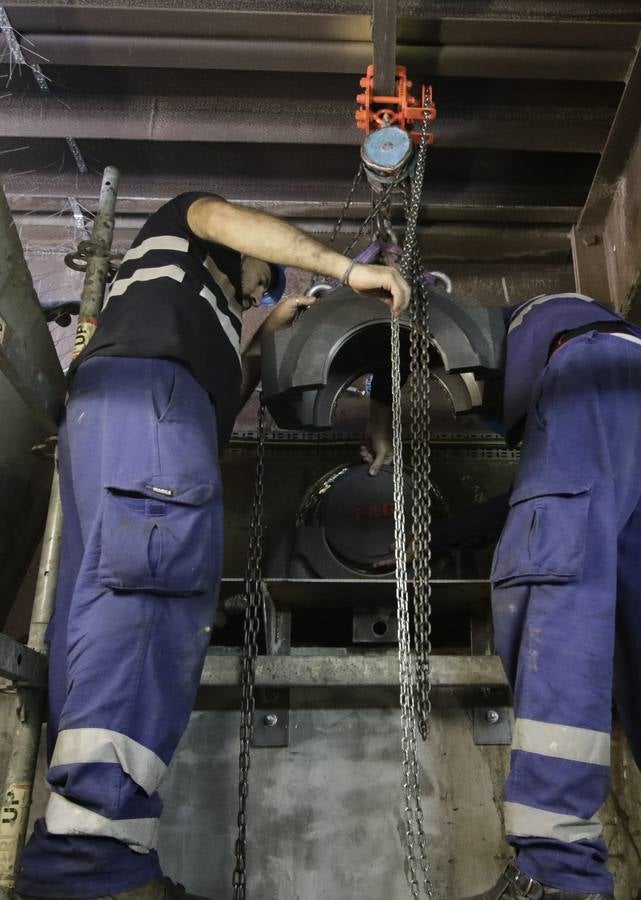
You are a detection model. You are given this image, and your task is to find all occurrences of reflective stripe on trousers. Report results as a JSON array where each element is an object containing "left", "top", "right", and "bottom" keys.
[{"left": 492, "top": 332, "right": 641, "bottom": 894}]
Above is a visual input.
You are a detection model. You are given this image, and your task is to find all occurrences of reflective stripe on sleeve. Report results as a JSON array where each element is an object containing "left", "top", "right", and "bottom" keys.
[
  {"left": 121, "top": 235, "right": 189, "bottom": 264},
  {"left": 512, "top": 718, "right": 610, "bottom": 767},
  {"left": 504, "top": 801, "right": 602, "bottom": 843},
  {"left": 203, "top": 255, "right": 243, "bottom": 325},
  {"left": 50, "top": 728, "right": 167, "bottom": 796},
  {"left": 45, "top": 792, "right": 159, "bottom": 854},
  {"left": 610, "top": 333, "right": 641, "bottom": 348},
  {"left": 199, "top": 286, "right": 241, "bottom": 361},
  {"left": 508, "top": 294, "right": 597, "bottom": 334},
  {"left": 105, "top": 264, "right": 187, "bottom": 306}
]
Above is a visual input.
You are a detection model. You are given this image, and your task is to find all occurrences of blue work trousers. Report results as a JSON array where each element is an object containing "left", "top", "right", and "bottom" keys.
[
  {"left": 17, "top": 357, "right": 223, "bottom": 898},
  {"left": 491, "top": 332, "right": 641, "bottom": 893}
]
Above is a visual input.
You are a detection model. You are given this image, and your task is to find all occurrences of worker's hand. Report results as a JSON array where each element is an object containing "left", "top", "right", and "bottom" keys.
[
  {"left": 360, "top": 424, "right": 393, "bottom": 476},
  {"left": 372, "top": 536, "right": 414, "bottom": 569},
  {"left": 361, "top": 397, "right": 393, "bottom": 476},
  {"left": 262, "top": 295, "right": 315, "bottom": 333},
  {"left": 347, "top": 263, "right": 410, "bottom": 316}
]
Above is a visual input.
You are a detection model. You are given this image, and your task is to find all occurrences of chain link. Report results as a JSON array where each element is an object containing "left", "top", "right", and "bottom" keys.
[
  {"left": 406, "top": 180, "right": 432, "bottom": 741},
  {"left": 232, "top": 396, "right": 267, "bottom": 900},
  {"left": 392, "top": 103, "right": 434, "bottom": 898},
  {"left": 310, "top": 163, "right": 407, "bottom": 287},
  {"left": 328, "top": 162, "right": 365, "bottom": 248}
]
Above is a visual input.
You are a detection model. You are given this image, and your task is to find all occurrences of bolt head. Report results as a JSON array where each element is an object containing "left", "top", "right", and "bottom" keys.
[
  {"left": 485, "top": 709, "right": 500, "bottom": 725},
  {"left": 263, "top": 713, "right": 278, "bottom": 727}
]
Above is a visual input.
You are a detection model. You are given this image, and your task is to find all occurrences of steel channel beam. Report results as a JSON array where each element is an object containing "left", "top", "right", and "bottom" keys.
[
  {"left": 372, "top": 0, "right": 397, "bottom": 95},
  {"left": 573, "top": 39, "right": 641, "bottom": 310},
  {"left": 0, "top": 96, "right": 610, "bottom": 153},
  {"left": 10, "top": 34, "right": 633, "bottom": 80},
  {"left": 603, "top": 127, "right": 641, "bottom": 315},
  {"left": 7, "top": 7, "right": 638, "bottom": 50},
  {"left": 200, "top": 653, "right": 508, "bottom": 689},
  {"left": 10, "top": 200, "right": 581, "bottom": 227},
  {"left": 3, "top": 176, "right": 583, "bottom": 226},
  {"left": 5, "top": 0, "right": 641, "bottom": 21},
  {"left": 579, "top": 40, "right": 641, "bottom": 231},
  {"left": 18, "top": 217, "right": 571, "bottom": 262}
]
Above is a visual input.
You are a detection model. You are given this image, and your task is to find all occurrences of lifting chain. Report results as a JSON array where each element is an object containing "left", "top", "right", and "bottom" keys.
[
  {"left": 309, "top": 161, "right": 406, "bottom": 288},
  {"left": 232, "top": 396, "right": 267, "bottom": 900},
  {"left": 392, "top": 101, "right": 434, "bottom": 898},
  {"left": 406, "top": 178, "right": 433, "bottom": 742},
  {"left": 233, "top": 113, "right": 433, "bottom": 900}
]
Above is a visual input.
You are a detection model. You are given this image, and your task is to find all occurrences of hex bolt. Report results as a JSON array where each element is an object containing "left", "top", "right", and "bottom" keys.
[
  {"left": 263, "top": 713, "right": 278, "bottom": 727},
  {"left": 485, "top": 709, "right": 500, "bottom": 725}
]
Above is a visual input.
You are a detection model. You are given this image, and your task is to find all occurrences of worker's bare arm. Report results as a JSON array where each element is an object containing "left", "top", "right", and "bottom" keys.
[{"left": 187, "top": 196, "right": 410, "bottom": 315}]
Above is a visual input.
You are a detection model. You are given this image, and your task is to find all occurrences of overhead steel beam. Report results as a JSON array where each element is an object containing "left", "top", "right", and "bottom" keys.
[
  {"left": 19, "top": 217, "right": 571, "bottom": 264},
  {"left": 7, "top": 192, "right": 581, "bottom": 227},
  {"left": 0, "top": 95, "right": 611, "bottom": 152},
  {"left": 601, "top": 126, "right": 641, "bottom": 316},
  {"left": 17, "top": 34, "right": 633, "bottom": 80},
  {"left": 7, "top": 7, "right": 638, "bottom": 51},
  {"left": 0, "top": 172, "right": 592, "bottom": 225},
  {"left": 573, "top": 38, "right": 641, "bottom": 310},
  {"left": 372, "top": 0, "right": 397, "bottom": 95},
  {"left": 578, "top": 40, "right": 641, "bottom": 230},
  {"left": 399, "top": 0, "right": 641, "bottom": 20},
  {"left": 5, "top": 0, "right": 641, "bottom": 22}
]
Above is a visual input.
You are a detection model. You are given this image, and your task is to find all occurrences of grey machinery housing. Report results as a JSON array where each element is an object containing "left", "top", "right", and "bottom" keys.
[{"left": 261, "top": 285, "right": 507, "bottom": 429}]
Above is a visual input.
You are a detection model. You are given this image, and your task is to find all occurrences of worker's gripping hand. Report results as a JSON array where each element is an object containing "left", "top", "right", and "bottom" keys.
[
  {"left": 347, "top": 264, "right": 410, "bottom": 316},
  {"left": 360, "top": 425, "right": 393, "bottom": 476},
  {"left": 262, "top": 296, "right": 315, "bottom": 333}
]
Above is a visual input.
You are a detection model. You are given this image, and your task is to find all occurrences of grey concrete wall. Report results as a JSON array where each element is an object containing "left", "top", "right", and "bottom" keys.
[{"left": 6, "top": 698, "right": 638, "bottom": 899}]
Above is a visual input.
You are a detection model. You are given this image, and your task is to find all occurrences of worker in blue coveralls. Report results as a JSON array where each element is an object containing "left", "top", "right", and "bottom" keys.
[
  {"left": 365, "top": 291, "right": 641, "bottom": 900},
  {"left": 15, "top": 192, "right": 410, "bottom": 900}
]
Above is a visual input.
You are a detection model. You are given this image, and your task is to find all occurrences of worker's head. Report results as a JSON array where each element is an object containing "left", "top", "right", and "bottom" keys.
[{"left": 241, "top": 256, "right": 286, "bottom": 309}]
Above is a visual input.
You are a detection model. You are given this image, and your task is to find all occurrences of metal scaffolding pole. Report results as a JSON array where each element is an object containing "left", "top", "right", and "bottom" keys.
[
  {"left": 0, "top": 471, "right": 62, "bottom": 895},
  {"left": 72, "top": 166, "right": 120, "bottom": 360},
  {"left": 0, "top": 166, "right": 120, "bottom": 895}
]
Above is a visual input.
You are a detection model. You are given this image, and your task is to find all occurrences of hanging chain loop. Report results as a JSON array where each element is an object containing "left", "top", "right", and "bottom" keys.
[{"left": 232, "top": 396, "right": 267, "bottom": 900}]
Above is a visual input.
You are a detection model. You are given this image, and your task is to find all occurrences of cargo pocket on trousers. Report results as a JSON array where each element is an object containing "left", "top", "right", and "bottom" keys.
[
  {"left": 98, "top": 476, "right": 217, "bottom": 595},
  {"left": 490, "top": 483, "right": 592, "bottom": 588}
]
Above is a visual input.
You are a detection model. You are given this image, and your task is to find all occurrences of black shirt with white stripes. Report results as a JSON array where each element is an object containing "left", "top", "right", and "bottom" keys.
[{"left": 70, "top": 192, "right": 243, "bottom": 451}]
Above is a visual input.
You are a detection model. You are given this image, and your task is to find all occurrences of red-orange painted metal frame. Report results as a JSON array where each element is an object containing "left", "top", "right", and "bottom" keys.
[{"left": 355, "top": 65, "right": 437, "bottom": 144}]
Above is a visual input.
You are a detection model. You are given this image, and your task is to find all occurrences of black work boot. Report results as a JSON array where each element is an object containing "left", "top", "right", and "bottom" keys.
[
  {"left": 14, "top": 876, "right": 212, "bottom": 900},
  {"left": 458, "top": 863, "right": 614, "bottom": 900}
]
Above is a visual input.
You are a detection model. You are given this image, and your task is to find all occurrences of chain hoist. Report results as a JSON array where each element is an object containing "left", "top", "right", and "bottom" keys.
[
  {"left": 392, "top": 99, "right": 434, "bottom": 898},
  {"left": 234, "top": 62, "right": 436, "bottom": 898},
  {"left": 310, "top": 163, "right": 407, "bottom": 289},
  {"left": 232, "top": 396, "right": 266, "bottom": 900}
]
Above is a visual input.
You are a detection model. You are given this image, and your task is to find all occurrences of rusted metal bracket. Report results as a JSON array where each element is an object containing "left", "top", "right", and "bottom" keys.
[{"left": 252, "top": 587, "right": 291, "bottom": 747}]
